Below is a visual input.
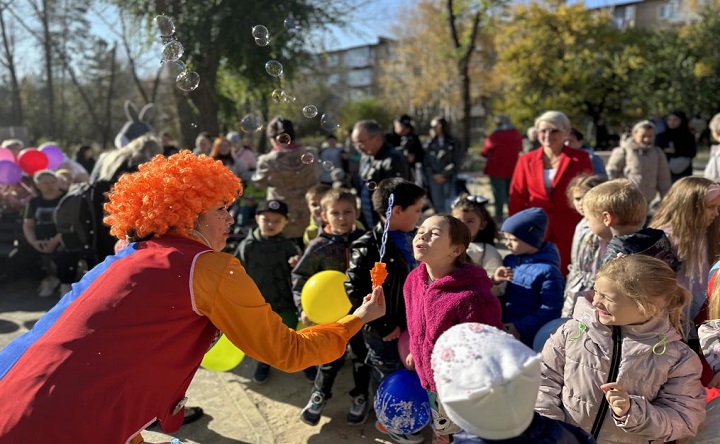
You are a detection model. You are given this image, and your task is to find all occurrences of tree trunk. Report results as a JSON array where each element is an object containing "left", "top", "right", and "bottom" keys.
[
  {"left": 40, "top": 0, "right": 56, "bottom": 136},
  {"left": 102, "top": 44, "right": 118, "bottom": 148},
  {"left": 0, "top": 8, "right": 22, "bottom": 126}
]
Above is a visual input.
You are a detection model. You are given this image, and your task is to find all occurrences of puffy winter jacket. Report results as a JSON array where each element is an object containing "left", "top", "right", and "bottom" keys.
[
  {"left": 536, "top": 297, "right": 706, "bottom": 443},
  {"left": 252, "top": 144, "right": 321, "bottom": 239},
  {"left": 606, "top": 140, "right": 672, "bottom": 203},
  {"left": 502, "top": 242, "right": 565, "bottom": 346}
]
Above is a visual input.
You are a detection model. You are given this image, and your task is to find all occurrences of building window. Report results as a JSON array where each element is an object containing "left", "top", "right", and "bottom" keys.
[
  {"left": 347, "top": 68, "right": 372, "bottom": 87},
  {"left": 328, "top": 73, "right": 340, "bottom": 86},
  {"left": 326, "top": 54, "right": 339, "bottom": 67}
]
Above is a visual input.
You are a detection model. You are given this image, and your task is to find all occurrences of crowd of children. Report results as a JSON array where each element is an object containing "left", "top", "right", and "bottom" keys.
[{"left": 225, "top": 155, "right": 720, "bottom": 444}]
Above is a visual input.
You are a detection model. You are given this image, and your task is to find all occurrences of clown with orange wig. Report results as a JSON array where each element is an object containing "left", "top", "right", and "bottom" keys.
[{"left": 0, "top": 151, "right": 386, "bottom": 443}]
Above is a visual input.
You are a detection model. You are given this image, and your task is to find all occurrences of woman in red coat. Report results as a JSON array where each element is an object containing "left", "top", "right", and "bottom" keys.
[{"left": 508, "top": 111, "right": 592, "bottom": 276}]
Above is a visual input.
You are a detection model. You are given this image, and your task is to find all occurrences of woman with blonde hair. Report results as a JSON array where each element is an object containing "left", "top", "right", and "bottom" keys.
[
  {"left": 0, "top": 151, "right": 386, "bottom": 443},
  {"left": 509, "top": 110, "right": 593, "bottom": 275}
]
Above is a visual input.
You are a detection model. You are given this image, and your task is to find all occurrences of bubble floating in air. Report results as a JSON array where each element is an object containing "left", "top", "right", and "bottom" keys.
[
  {"left": 284, "top": 16, "right": 298, "bottom": 30},
  {"left": 240, "top": 113, "right": 264, "bottom": 134},
  {"left": 254, "top": 36, "right": 270, "bottom": 46},
  {"left": 154, "top": 15, "right": 175, "bottom": 37},
  {"left": 322, "top": 161, "right": 334, "bottom": 171},
  {"left": 277, "top": 133, "right": 292, "bottom": 145},
  {"left": 300, "top": 153, "right": 315, "bottom": 164},
  {"left": 303, "top": 105, "right": 318, "bottom": 118},
  {"left": 265, "top": 60, "right": 283, "bottom": 77},
  {"left": 252, "top": 25, "right": 269, "bottom": 39},
  {"left": 282, "top": 94, "right": 296, "bottom": 103},
  {"left": 320, "top": 113, "right": 340, "bottom": 131},
  {"left": 367, "top": 181, "right": 378, "bottom": 191},
  {"left": 163, "top": 60, "right": 186, "bottom": 77},
  {"left": 272, "top": 89, "right": 286, "bottom": 103},
  {"left": 162, "top": 40, "right": 184, "bottom": 62},
  {"left": 176, "top": 71, "right": 200, "bottom": 91}
]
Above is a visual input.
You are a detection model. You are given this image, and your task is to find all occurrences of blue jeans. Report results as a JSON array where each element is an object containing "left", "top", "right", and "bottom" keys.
[
  {"left": 362, "top": 326, "right": 403, "bottom": 393},
  {"left": 428, "top": 176, "right": 457, "bottom": 214}
]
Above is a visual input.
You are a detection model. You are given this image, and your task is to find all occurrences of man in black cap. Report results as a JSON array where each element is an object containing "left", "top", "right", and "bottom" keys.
[{"left": 386, "top": 114, "right": 424, "bottom": 186}]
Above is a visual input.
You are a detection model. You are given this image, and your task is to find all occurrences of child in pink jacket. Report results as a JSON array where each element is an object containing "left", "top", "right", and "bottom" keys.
[{"left": 404, "top": 214, "right": 503, "bottom": 442}]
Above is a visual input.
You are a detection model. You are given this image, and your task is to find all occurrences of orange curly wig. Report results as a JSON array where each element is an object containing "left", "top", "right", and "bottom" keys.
[{"left": 104, "top": 151, "right": 243, "bottom": 240}]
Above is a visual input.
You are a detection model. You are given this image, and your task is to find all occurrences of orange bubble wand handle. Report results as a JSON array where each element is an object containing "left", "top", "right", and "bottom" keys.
[{"left": 371, "top": 193, "right": 394, "bottom": 288}]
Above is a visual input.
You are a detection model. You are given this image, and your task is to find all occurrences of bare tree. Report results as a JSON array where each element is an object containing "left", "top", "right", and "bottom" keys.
[
  {"left": 0, "top": 3, "right": 23, "bottom": 126},
  {"left": 447, "top": 0, "right": 483, "bottom": 149}
]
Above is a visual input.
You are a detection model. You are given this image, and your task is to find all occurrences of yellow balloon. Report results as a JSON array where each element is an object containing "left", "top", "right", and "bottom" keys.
[
  {"left": 200, "top": 334, "right": 245, "bottom": 372},
  {"left": 301, "top": 270, "right": 352, "bottom": 324}
]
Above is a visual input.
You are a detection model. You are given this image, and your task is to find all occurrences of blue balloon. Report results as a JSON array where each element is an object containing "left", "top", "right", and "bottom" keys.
[
  {"left": 374, "top": 369, "right": 431, "bottom": 435},
  {"left": 533, "top": 317, "right": 570, "bottom": 352}
]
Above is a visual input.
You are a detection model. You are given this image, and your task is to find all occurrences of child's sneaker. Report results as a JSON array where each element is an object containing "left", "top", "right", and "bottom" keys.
[
  {"left": 346, "top": 394, "right": 369, "bottom": 425},
  {"left": 253, "top": 363, "right": 271, "bottom": 384},
  {"left": 300, "top": 391, "right": 326, "bottom": 426},
  {"left": 375, "top": 420, "right": 425, "bottom": 444}
]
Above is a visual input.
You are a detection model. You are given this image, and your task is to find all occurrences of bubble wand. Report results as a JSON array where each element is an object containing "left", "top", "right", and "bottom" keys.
[{"left": 370, "top": 193, "right": 394, "bottom": 288}]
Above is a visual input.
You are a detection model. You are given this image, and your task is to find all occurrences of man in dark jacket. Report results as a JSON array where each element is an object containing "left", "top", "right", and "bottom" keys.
[
  {"left": 386, "top": 114, "right": 424, "bottom": 185},
  {"left": 352, "top": 120, "right": 411, "bottom": 227}
]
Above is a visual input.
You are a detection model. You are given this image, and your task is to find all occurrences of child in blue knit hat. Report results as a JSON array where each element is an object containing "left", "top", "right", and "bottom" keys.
[{"left": 493, "top": 207, "right": 564, "bottom": 346}]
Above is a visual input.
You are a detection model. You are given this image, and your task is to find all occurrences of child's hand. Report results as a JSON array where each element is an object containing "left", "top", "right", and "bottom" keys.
[
  {"left": 288, "top": 255, "right": 300, "bottom": 268},
  {"left": 300, "top": 311, "right": 315, "bottom": 327},
  {"left": 405, "top": 352, "right": 415, "bottom": 371},
  {"left": 493, "top": 266, "right": 513, "bottom": 283},
  {"left": 503, "top": 323, "right": 520, "bottom": 339},
  {"left": 383, "top": 326, "right": 401, "bottom": 342},
  {"left": 601, "top": 382, "right": 631, "bottom": 417}
]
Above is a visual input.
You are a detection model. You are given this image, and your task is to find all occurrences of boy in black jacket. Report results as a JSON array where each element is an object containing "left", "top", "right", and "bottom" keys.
[{"left": 345, "top": 178, "right": 426, "bottom": 444}]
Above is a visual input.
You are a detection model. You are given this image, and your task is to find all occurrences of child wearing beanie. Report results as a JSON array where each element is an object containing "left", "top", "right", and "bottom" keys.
[
  {"left": 432, "top": 323, "right": 595, "bottom": 443},
  {"left": 493, "top": 207, "right": 564, "bottom": 346}
]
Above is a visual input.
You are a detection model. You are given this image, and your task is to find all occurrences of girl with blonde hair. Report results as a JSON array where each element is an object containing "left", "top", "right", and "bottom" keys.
[
  {"left": 649, "top": 176, "right": 720, "bottom": 344},
  {"left": 537, "top": 255, "right": 706, "bottom": 443}
]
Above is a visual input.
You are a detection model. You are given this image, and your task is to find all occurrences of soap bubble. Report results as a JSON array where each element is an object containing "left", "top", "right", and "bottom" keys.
[
  {"left": 284, "top": 16, "right": 298, "bottom": 30},
  {"left": 154, "top": 15, "right": 175, "bottom": 37},
  {"left": 240, "top": 113, "right": 264, "bottom": 133},
  {"left": 367, "top": 181, "right": 378, "bottom": 191},
  {"left": 162, "top": 40, "right": 184, "bottom": 62},
  {"left": 302, "top": 105, "right": 318, "bottom": 118},
  {"left": 277, "top": 133, "right": 292, "bottom": 145},
  {"left": 254, "top": 36, "right": 270, "bottom": 46},
  {"left": 322, "top": 161, "right": 334, "bottom": 171},
  {"left": 265, "top": 60, "right": 283, "bottom": 77},
  {"left": 300, "top": 153, "right": 315, "bottom": 164},
  {"left": 252, "top": 25, "right": 269, "bottom": 39},
  {"left": 282, "top": 94, "right": 296, "bottom": 103},
  {"left": 163, "top": 60, "right": 186, "bottom": 77},
  {"left": 176, "top": 71, "right": 200, "bottom": 91},
  {"left": 272, "top": 89, "right": 286, "bottom": 103},
  {"left": 320, "top": 113, "right": 340, "bottom": 131}
]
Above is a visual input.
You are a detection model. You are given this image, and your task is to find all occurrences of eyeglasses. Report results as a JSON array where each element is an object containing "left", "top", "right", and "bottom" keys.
[
  {"left": 538, "top": 128, "right": 561, "bottom": 136},
  {"left": 452, "top": 194, "right": 489, "bottom": 208}
]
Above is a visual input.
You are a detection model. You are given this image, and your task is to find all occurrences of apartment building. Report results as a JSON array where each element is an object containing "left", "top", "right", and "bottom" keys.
[{"left": 588, "top": 0, "right": 700, "bottom": 29}]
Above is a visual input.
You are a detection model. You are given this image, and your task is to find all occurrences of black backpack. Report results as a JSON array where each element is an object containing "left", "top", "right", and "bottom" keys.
[{"left": 54, "top": 182, "right": 98, "bottom": 254}]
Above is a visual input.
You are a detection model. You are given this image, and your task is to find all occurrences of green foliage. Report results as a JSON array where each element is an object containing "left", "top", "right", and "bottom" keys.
[{"left": 340, "top": 97, "right": 393, "bottom": 135}]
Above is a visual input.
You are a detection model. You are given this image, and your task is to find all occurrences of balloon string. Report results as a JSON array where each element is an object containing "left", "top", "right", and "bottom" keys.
[{"left": 379, "top": 193, "right": 394, "bottom": 262}]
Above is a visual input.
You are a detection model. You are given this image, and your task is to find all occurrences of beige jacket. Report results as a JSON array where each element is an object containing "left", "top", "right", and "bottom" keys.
[
  {"left": 536, "top": 298, "right": 706, "bottom": 443},
  {"left": 252, "top": 145, "right": 320, "bottom": 239},
  {"left": 606, "top": 141, "right": 672, "bottom": 204}
]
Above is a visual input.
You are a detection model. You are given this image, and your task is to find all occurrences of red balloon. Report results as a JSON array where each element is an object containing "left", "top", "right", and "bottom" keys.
[{"left": 17, "top": 148, "right": 49, "bottom": 176}]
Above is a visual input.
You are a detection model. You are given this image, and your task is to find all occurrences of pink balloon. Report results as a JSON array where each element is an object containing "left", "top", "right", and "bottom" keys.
[
  {"left": 398, "top": 330, "right": 411, "bottom": 369},
  {"left": 17, "top": 148, "right": 49, "bottom": 176},
  {"left": 0, "top": 147, "right": 15, "bottom": 163},
  {"left": 39, "top": 144, "right": 65, "bottom": 170}
]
